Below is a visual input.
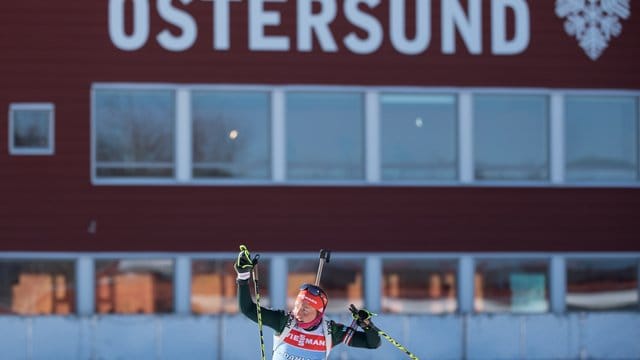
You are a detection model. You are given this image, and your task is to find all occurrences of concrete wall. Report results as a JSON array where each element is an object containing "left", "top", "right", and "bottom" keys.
[{"left": 0, "top": 313, "right": 638, "bottom": 360}]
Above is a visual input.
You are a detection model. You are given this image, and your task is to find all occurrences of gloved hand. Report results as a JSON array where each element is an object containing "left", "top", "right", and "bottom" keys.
[
  {"left": 349, "top": 304, "right": 376, "bottom": 330},
  {"left": 235, "top": 245, "right": 254, "bottom": 280}
]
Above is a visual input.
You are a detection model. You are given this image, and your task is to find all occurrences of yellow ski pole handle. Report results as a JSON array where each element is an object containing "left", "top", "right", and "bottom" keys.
[{"left": 239, "top": 245, "right": 250, "bottom": 260}]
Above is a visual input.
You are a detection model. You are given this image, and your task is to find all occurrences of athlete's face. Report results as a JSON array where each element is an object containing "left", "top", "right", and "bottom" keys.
[{"left": 293, "top": 298, "right": 318, "bottom": 323}]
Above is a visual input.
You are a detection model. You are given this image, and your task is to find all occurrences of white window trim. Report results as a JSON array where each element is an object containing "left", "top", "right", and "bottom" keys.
[
  {"left": 550, "top": 92, "right": 565, "bottom": 184},
  {"left": 175, "top": 88, "right": 192, "bottom": 183},
  {"left": 8, "top": 103, "right": 55, "bottom": 155},
  {"left": 365, "top": 91, "right": 380, "bottom": 182}
]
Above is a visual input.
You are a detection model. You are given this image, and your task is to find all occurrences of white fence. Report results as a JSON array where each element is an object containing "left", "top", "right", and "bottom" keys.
[{"left": 1, "top": 313, "right": 639, "bottom": 360}]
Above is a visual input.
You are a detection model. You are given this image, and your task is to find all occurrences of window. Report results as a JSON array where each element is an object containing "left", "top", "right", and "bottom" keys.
[
  {"left": 287, "top": 258, "right": 364, "bottom": 313},
  {"left": 474, "top": 95, "right": 549, "bottom": 181},
  {"left": 474, "top": 259, "right": 549, "bottom": 313},
  {"left": 286, "top": 92, "right": 364, "bottom": 180},
  {"left": 192, "top": 91, "right": 271, "bottom": 179},
  {"left": 380, "top": 94, "right": 457, "bottom": 181},
  {"left": 191, "top": 259, "right": 270, "bottom": 314},
  {"left": 95, "top": 259, "right": 174, "bottom": 314},
  {"left": 8, "top": 103, "right": 55, "bottom": 155},
  {"left": 565, "top": 96, "right": 638, "bottom": 182},
  {"left": 94, "top": 89, "right": 175, "bottom": 178},
  {"left": 566, "top": 259, "right": 638, "bottom": 311},
  {"left": 89, "top": 85, "right": 639, "bottom": 186},
  {"left": 382, "top": 258, "right": 457, "bottom": 314},
  {"left": 0, "top": 260, "right": 74, "bottom": 315}
]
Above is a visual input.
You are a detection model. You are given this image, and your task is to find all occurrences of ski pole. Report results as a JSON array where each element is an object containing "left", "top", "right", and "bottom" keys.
[
  {"left": 342, "top": 304, "right": 360, "bottom": 345},
  {"left": 342, "top": 317, "right": 359, "bottom": 345},
  {"left": 374, "top": 326, "right": 419, "bottom": 360},
  {"left": 239, "top": 245, "right": 266, "bottom": 360},
  {"left": 314, "top": 249, "right": 331, "bottom": 286},
  {"left": 348, "top": 304, "right": 420, "bottom": 360}
]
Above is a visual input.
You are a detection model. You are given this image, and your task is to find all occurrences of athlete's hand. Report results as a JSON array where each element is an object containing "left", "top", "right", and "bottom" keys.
[
  {"left": 349, "top": 304, "right": 376, "bottom": 330},
  {"left": 235, "top": 245, "right": 254, "bottom": 280}
]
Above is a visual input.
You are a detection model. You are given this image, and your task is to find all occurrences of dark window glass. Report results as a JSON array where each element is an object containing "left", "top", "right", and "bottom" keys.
[
  {"left": 380, "top": 94, "right": 457, "bottom": 180},
  {"left": 95, "top": 259, "right": 174, "bottom": 314},
  {"left": 286, "top": 92, "right": 364, "bottom": 180},
  {"left": 287, "top": 259, "right": 364, "bottom": 313},
  {"left": 474, "top": 95, "right": 549, "bottom": 181},
  {"left": 12, "top": 110, "right": 51, "bottom": 149},
  {"left": 475, "top": 259, "right": 549, "bottom": 313},
  {"left": 94, "top": 89, "right": 175, "bottom": 178},
  {"left": 191, "top": 91, "right": 271, "bottom": 179},
  {"left": 565, "top": 96, "right": 638, "bottom": 181},
  {"left": 0, "top": 260, "right": 75, "bottom": 315},
  {"left": 382, "top": 259, "right": 457, "bottom": 314},
  {"left": 567, "top": 259, "right": 638, "bottom": 311},
  {"left": 191, "top": 259, "right": 270, "bottom": 314}
]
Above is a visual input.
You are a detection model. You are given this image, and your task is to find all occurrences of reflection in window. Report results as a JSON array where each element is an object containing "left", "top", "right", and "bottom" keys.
[
  {"left": 9, "top": 103, "right": 55, "bottom": 155},
  {"left": 191, "top": 259, "right": 270, "bottom": 314},
  {"left": 0, "top": 260, "right": 74, "bottom": 315},
  {"left": 567, "top": 259, "right": 638, "bottom": 311},
  {"left": 475, "top": 259, "right": 549, "bottom": 313},
  {"left": 474, "top": 95, "right": 549, "bottom": 181},
  {"left": 192, "top": 91, "right": 271, "bottom": 179},
  {"left": 94, "top": 89, "right": 175, "bottom": 178},
  {"left": 287, "top": 259, "right": 364, "bottom": 313},
  {"left": 382, "top": 259, "right": 457, "bottom": 314},
  {"left": 380, "top": 94, "right": 457, "bottom": 181},
  {"left": 286, "top": 92, "right": 364, "bottom": 180},
  {"left": 95, "top": 259, "right": 174, "bottom": 314},
  {"left": 565, "top": 96, "right": 638, "bottom": 181}
]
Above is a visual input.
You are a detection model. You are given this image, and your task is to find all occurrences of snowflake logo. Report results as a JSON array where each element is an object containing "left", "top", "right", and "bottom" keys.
[{"left": 555, "top": 0, "right": 631, "bottom": 60}]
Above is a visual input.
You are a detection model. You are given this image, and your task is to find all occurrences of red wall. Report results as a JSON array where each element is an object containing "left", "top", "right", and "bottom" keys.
[
  {"left": 1, "top": 184, "right": 640, "bottom": 252},
  {"left": 0, "top": 1, "right": 639, "bottom": 252}
]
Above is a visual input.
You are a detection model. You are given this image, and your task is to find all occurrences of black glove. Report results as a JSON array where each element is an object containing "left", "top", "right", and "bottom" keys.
[
  {"left": 235, "top": 245, "right": 254, "bottom": 280},
  {"left": 349, "top": 304, "right": 376, "bottom": 330}
]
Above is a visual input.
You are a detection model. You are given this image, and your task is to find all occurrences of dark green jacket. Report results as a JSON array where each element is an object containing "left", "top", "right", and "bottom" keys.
[{"left": 237, "top": 279, "right": 381, "bottom": 349}]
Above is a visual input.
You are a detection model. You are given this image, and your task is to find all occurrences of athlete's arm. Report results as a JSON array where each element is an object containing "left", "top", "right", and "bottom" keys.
[
  {"left": 330, "top": 321, "right": 381, "bottom": 349},
  {"left": 237, "top": 279, "right": 288, "bottom": 333}
]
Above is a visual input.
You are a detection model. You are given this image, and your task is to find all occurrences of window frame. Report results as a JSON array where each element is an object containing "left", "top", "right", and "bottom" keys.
[
  {"left": 473, "top": 257, "right": 552, "bottom": 314},
  {"left": 563, "top": 94, "right": 639, "bottom": 183},
  {"left": 1, "top": 252, "right": 639, "bottom": 316},
  {"left": 90, "top": 84, "right": 640, "bottom": 187},
  {"left": 471, "top": 93, "right": 551, "bottom": 182},
  {"left": 565, "top": 257, "right": 640, "bottom": 312},
  {"left": 284, "top": 89, "right": 367, "bottom": 182},
  {"left": 378, "top": 92, "right": 459, "bottom": 182},
  {"left": 8, "top": 103, "right": 55, "bottom": 156}
]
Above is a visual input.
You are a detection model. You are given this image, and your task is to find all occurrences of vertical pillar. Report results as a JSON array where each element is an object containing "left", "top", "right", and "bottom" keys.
[
  {"left": 174, "top": 256, "right": 191, "bottom": 314},
  {"left": 365, "top": 91, "right": 381, "bottom": 183},
  {"left": 458, "top": 256, "right": 474, "bottom": 314},
  {"left": 550, "top": 92, "right": 565, "bottom": 184},
  {"left": 270, "top": 256, "right": 287, "bottom": 309},
  {"left": 176, "top": 88, "right": 192, "bottom": 182},
  {"left": 76, "top": 256, "right": 95, "bottom": 316},
  {"left": 272, "top": 89, "right": 286, "bottom": 182},
  {"left": 550, "top": 255, "right": 566, "bottom": 313},
  {"left": 365, "top": 256, "right": 382, "bottom": 312},
  {"left": 459, "top": 93, "right": 473, "bottom": 183}
]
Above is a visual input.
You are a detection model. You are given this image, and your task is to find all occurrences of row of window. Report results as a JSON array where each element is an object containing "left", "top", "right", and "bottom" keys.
[
  {"left": 8, "top": 88, "right": 639, "bottom": 185},
  {"left": 90, "top": 85, "right": 640, "bottom": 185},
  {"left": 1, "top": 254, "right": 638, "bottom": 315}
]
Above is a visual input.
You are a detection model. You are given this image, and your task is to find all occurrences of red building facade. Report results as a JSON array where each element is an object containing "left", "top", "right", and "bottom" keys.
[{"left": 1, "top": 0, "right": 639, "bottom": 254}]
